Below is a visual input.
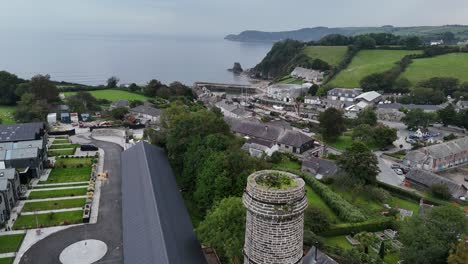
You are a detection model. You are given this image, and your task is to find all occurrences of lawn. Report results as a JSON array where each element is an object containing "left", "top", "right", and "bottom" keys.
[
  {"left": 33, "top": 183, "right": 88, "bottom": 189},
  {"left": 47, "top": 149, "right": 76, "bottom": 157},
  {"left": 22, "top": 198, "right": 86, "bottom": 212},
  {"left": 305, "top": 186, "right": 340, "bottom": 223},
  {"left": 323, "top": 235, "right": 353, "bottom": 250},
  {"left": 52, "top": 139, "right": 70, "bottom": 144},
  {"left": 303, "top": 46, "right": 348, "bottom": 66},
  {"left": 0, "top": 105, "right": 17, "bottom": 124},
  {"left": 328, "top": 136, "right": 353, "bottom": 151},
  {"left": 42, "top": 167, "right": 92, "bottom": 183},
  {"left": 64, "top": 89, "right": 150, "bottom": 101},
  {"left": 389, "top": 197, "right": 420, "bottom": 216},
  {"left": 55, "top": 157, "right": 94, "bottom": 168},
  {"left": 0, "top": 234, "right": 25, "bottom": 253},
  {"left": 277, "top": 76, "right": 304, "bottom": 84},
  {"left": 28, "top": 188, "right": 88, "bottom": 199},
  {"left": 330, "top": 49, "right": 422, "bottom": 87},
  {"left": 0, "top": 258, "right": 14, "bottom": 264},
  {"left": 400, "top": 53, "right": 468, "bottom": 85},
  {"left": 48, "top": 144, "right": 79, "bottom": 150},
  {"left": 13, "top": 210, "right": 83, "bottom": 230}
]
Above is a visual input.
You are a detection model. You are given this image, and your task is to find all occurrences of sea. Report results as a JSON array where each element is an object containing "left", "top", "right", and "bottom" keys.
[{"left": 0, "top": 32, "right": 272, "bottom": 86}]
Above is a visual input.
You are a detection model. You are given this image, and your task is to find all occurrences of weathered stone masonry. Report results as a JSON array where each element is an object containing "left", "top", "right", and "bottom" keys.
[{"left": 243, "top": 170, "right": 308, "bottom": 264}]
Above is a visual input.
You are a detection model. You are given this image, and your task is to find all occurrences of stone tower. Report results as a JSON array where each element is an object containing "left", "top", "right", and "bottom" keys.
[{"left": 243, "top": 170, "right": 308, "bottom": 264}]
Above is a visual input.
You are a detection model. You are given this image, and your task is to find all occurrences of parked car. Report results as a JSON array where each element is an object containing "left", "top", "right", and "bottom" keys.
[
  {"left": 391, "top": 164, "right": 400, "bottom": 169},
  {"left": 464, "top": 175, "right": 468, "bottom": 182},
  {"left": 302, "top": 128, "right": 310, "bottom": 133},
  {"left": 394, "top": 169, "right": 403, "bottom": 175},
  {"left": 80, "top": 144, "right": 98, "bottom": 151}
]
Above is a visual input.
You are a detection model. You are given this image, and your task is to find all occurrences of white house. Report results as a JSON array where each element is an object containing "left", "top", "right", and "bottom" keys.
[
  {"left": 290, "top": 67, "right": 324, "bottom": 83},
  {"left": 430, "top": 40, "right": 444, "bottom": 46},
  {"left": 304, "top": 96, "right": 321, "bottom": 105},
  {"left": 327, "top": 88, "right": 362, "bottom": 102},
  {"left": 129, "top": 105, "right": 161, "bottom": 123},
  {"left": 267, "top": 83, "right": 312, "bottom": 103}
]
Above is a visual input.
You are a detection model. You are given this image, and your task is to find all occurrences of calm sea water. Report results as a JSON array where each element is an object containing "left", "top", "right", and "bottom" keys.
[{"left": 0, "top": 32, "right": 271, "bottom": 86}]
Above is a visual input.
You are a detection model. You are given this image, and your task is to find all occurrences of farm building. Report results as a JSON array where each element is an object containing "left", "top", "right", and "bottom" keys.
[{"left": 327, "top": 88, "right": 362, "bottom": 102}]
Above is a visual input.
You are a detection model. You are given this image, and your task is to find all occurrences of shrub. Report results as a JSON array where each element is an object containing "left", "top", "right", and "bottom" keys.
[
  {"left": 305, "top": 207, "right": 331, "bottom": 233},
  {"left": 320, "top": 218, "right": 396, "bottom": 237},
  {"left": 430, "top": 184, "right": 452, "bottom": 200},
  {"left": 364, "top": 186, "right": 391, "bottom": 203}
]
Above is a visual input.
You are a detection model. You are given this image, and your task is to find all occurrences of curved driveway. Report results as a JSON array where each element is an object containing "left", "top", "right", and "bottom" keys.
[{"left": 20, "top": 139, "right": 124, "bottom": 264}]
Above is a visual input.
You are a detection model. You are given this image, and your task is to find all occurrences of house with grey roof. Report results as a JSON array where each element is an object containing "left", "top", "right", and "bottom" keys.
[
  {"left": 290, "top": 67, "right": 324, "bottom": 83},
  {"left": 121, "top": 142, "right": 208, "bottom": 264},
  {"left": 215, "top": 100, "right": 252, "bottom": 119},
  {"left": 0, "top": 188, "right": 6, "bottom": 227},
  {"left": 109, "top": 99, "right": 130, "bottom": 110},
  {"left": 403, "top": 137, "right": 468, "bottom": 172},
  {"left": 405, "top": 169, "right": 467, "bottom": 200},
  {"left": 327, "top": 88, "right": 362, "bottom": 102},
  {"left": 0, "top": 169, "right": 21, "bottom": 226},
  {"left": 129, "top": 105, "right": 161, "bottom": 123},
  {"left": 376, "top": 103, "right": 443, "bottom": 121},
  {"left": 456, "top": 100, "right": 468, "bottom": 112},
  {"left": 0, "top": 139, "right": 47, "bottom": 179},
  {"left": 0, "top": 123, "right": 46, "bottom": 143},
  {"left": 302, "top": 158, "right": 338, "bottom": 178},
  {"left": 0, "top": 178, "right": 16, "bottom": 222},
  {"left": 355, "top": 91, "right": 382, "bottom": 108},
  {"left": 303, "top": 246, "right": 338, "bottom": 264},
  {"left": 225, "top": 117, "right": 315, "bottom": 154},
  {"left": 267, "top": 83, "right": 312, "bottom": 103}
]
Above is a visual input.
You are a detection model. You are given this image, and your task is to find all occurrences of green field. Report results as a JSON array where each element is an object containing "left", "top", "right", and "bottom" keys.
[
  {"left": 47, "top": 149, "right": 76, "bottom": 157},
  {"left": 52, "top": 139, "right": 70, "bottom": 144},
  {"left": 0, "top": 258, "right": 14, "bottom": 264},
  {"left": 330, "top": 49, "right": 422, "bottom": 87},
  {"left": 400, "top": 53, "right": 468, "bottom": 85},
  {"left": 0, "top": 234, "right": 25, "bottom": 253},
  {"left": 28, "top": 188, "right": 88, "bottom": 199},
  {"left": 64, "top": 89, "right": 150, "bottom": 101},
  {"left": 305, "top": 186, "right": 340, "bottom": 222},
  {"left": 55, "top": 157, "right": 94, "bottom": 168},
  {"left": 277, "top": 76, "right": 304, "bottom": 84},
  {"left": 304, "top": 46, "right": 348, "bottom": 66},
  {"left": 22, "top": 198, "right": 86, "bottom": 212},
  {"left": 0, "top": 105, "right": 16, "bottom": 124},
  {"left": 42, "top": 167, "right": 92, "bottom": 183},
  {"left": 13, "top": 210, "right": 83, "bottom": 230}
]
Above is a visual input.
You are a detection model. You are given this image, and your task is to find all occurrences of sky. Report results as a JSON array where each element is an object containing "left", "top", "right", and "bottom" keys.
[{"left": 1, "top": 0, "right": 468, "bottom": 37}]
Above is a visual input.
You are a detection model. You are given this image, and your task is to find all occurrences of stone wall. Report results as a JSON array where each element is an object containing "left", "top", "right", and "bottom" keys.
[{"left": 243, "top": 170, "right": 308, "bottom": 264}]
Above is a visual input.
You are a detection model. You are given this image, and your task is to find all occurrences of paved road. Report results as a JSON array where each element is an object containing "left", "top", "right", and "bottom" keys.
[
  {"left": 376, "top": 153, "right": 405, "bottom": 186},
  {"left": 20, "top": 139, "right": 124, "bottom": 264}
]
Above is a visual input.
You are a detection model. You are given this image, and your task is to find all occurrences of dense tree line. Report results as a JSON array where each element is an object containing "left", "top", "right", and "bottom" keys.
[{"left": 0, "top": 71, "right": 26, "bottom": 105}]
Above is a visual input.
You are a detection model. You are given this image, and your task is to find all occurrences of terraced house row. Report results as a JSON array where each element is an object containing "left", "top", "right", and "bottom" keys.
[{"left": 404, "top": 137, "right": 468, "bottom": 172}]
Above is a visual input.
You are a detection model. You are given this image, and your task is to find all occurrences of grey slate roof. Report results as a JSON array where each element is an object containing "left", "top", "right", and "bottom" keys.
[
  {"left": 302, "top": 158, "right": 338, "bottom": 176},
  {"left": 0, "top": 169, "right": 17, "bottom": 180},
  {"left": 406, "top": 137, "right": 468, "bottom": 160},
  {"left": 111, "top": 99, "right": 130, "bottom": 108},
  {"left": 130, "top": 105, "right": 161, "bottom": 117},
  {"left": 406, "top": 169, "right": 467, "bottom": 199},
  {"left": 121, "top": 142, "right": 207, "bottom": 264},
  {"left": 278, "top": 130, "right": 313, "bottom": 148},
  {"left": 0, "top": 178, "right": 8, "bottom": 191},
  {"left": 303, "top": 246, "right": 338, "bottom": 264},
  {"left": 0, "top": 123, "right": 45, "bottom": 143},
  {"left": 327, "top": 88, "right": 362, "bottom": 98},
  {"left": 377, "top": 103, "right": 442, "bottom": 111},
  {"left": 5, "top": 148, "right": 39, "bottom": 160},
  {"left": 0, "top": 140, "right": 44, "bottom": 151}
]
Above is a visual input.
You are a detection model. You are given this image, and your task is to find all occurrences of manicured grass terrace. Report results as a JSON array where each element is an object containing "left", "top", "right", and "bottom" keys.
[
  {"left": 42, "top": 167, "right": 92, "bottom": 183},
  {"left": 54, "top": 157, "right": 94, "bottom": 168},
  {"left": 0, "top": 234, "right": 25, "bottom": 253},
  {"left": 13, "top": 210, "right": 83, "bottom": 230},
  {"left": 28, "top": 188, "right": 87, "bottom": 199},
  {"left": 47, "top": 149, "right": 76, "bottom": 157},
  {"left": 22, "top": 198, "right": 86, "bottom": 212},
  {"left": 48, "top": 144, "right": 79, "bottom": 150}
]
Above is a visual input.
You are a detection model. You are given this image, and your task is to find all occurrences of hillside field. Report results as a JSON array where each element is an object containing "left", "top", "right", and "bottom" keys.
[
  {"left": 400, "top": 53, "right": 468, "bottom": 85},
  {"left": 303, "top": 46, "right": 348, "bottom": 66},
  {"left": 63, "top": 89, "right": 150, "bottom": 102},
  {"left": 329, "top": 49, "right": 422, "bottom": 88},
  {"left": 0, "top": 105, "right": 17, "bottom": 124}
]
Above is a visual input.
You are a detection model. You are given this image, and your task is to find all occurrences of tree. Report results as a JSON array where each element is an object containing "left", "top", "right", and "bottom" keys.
[
  {"left": 29, "top": 74, "right": 59, "bottom": 103},
  {"left": 110, "top": 107, "right": 128, "bottom": 120},
  {"left": 197, "top": 197, "right": 246, "bottom": 264},
  {"left": 0, "top": 71, "right": 24, "bottom": 105},
  {"left": 356, "top": 108, "right": 377, "bottom": 126},
  {"left": 107, "top": 76, "right": 119, "bottom": 89},
  {"left": 128, "top": 83, "right": 140, "bottom": 92},
  {"left": 318, "top": 108, "right": 345, "bottom": 142},
  {"left": 308, "top": 84, "right": 319, "bottom": 96},
  {"left": 14, "top": 93, "right": 49, "bottom": 122},
  {"left": 304, "top": 206, "right": 331, "bottom": 233},
  {"left": 355, "top": 232, "right": 377, "bottom": 254},
  {"left": 403, "top": 36, "right": 423, "bottom": 49},
  {"left": 402, "top": 109, "right": 436, "bottom": 130},
  {"left": 430, "top": 183, "right": 452, "bottom": 200},
  {"left": 373, "top": 124, "right": 397, "bottom": 148},
  {"left": 448, "top": 237, "right": 468, "bottom": 264},
  {"left": 67, "top": 91, "right": 100, "bottom": 113},
  {"left": 378, "top": 241, "right": 385, "bottom": 260},
  {"left": 352, "top": 124, "right": 375, "bottom": 143},
  {"left": 437, "top": 104, "right": 458, "bottom": 126},
  {"left": 399, "top": 87, "right": 446, "bottom": 105},
  {"left": 457, "top": 109, "right": 468, "bottom": 130},
  {"left": 419, "top": 77, "right": 460, "bottom": 97},
  {"left": 400, "top": 205, "right": 467, "bottom": 264},
  {"left": 354, "top": 35, "right": 376, "bottom": 49},
  {"left": 337, "top": 142, "right": 380, "bottom": 184},
  {"left": 144, "top": 79, "right": 164, "bottom": 97},
  {"left": 129, "top": 100, "right": 144, "bottom": 108},
  {"left": 393, "top": 78, "right": 411, "bottom": 93}
]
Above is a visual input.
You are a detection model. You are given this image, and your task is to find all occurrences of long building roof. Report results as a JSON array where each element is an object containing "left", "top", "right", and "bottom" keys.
[
  {"left": 0, "top": 123, "right": 45, "bottom": 143},
  {"left": 406, "top": 169, "right": 467, "bottom": 199},
  {"left": 406, "top": 137, "right": 468, "bottom": 160},
  {"left": 121, "top": 142, "right": 207, "bottom": 264}
]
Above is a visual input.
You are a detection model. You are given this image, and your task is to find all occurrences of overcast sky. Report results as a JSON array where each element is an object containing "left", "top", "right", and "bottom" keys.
[{"left": 2, "top": 0, "right": 468, "bottom": 36}]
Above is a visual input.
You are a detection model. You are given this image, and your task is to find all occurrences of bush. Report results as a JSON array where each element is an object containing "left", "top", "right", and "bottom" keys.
[
  {"left": 305, "top": 207, "right": 331, "bottom": 233},
  {"left": 293, "top": 170, "right": 366, "bottom": 222},
  {"left": 430, "top": 184, "right": 452, "bottom": 200},
  {"left": 364, "top": 186, "right": 391, "bottom": 203},
  {"left": 320, "top": 218, "right": 396, "bottom": 237}
]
